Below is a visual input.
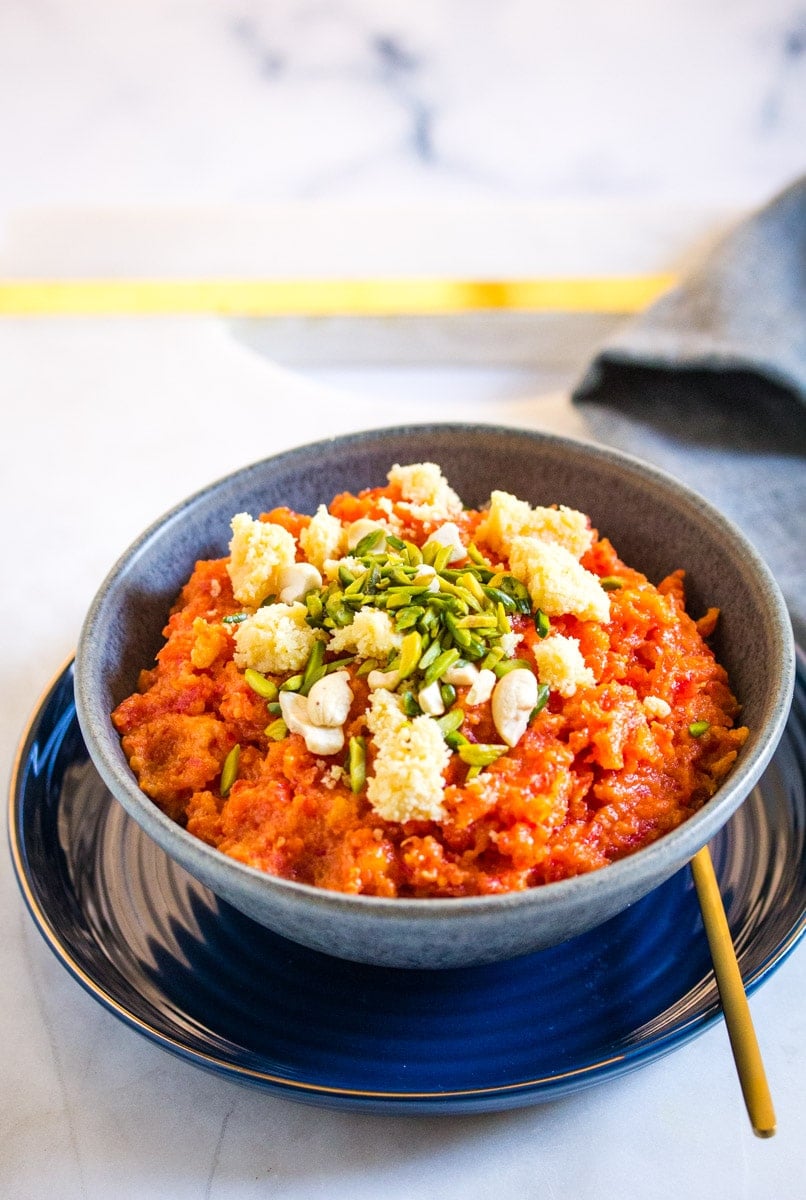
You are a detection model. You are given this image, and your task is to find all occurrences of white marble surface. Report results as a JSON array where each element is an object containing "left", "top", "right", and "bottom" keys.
[
  {"left": 1, "top": 3, "right": 805, "bottom": 1198},
  {"left": 2, "top": 321, "right": 805, "bottom": 1200},
  {"left": 1, "top": 0, "right": 805, "bottom": 217}
]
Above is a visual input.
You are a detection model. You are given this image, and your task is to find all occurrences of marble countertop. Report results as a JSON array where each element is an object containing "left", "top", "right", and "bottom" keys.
[{"left": 1, "top": 3, "right": 805, "bottom": 1198}]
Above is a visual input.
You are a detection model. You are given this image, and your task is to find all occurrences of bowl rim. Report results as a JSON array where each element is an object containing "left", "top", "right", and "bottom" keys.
[{"left": 75, "top": 421, "right": 797, "bottom": 918}]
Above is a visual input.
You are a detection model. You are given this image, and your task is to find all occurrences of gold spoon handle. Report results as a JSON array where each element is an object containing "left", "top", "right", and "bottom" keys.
[{"left": 690, "top": 846, "right": 777, "bottom": 1137}]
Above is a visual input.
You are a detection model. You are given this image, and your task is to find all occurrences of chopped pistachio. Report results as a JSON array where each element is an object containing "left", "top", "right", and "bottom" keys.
[
  {"left": 530, "top": 684, "right": 550, "bottom": 719},
  {"left": 435, "top": 708, "right": 464, "bottom": 736},
  {"left": 348, "top": 736, "right": 367, "bottom": 792},
  {"left": 423, "top": 647, "right": 461, "bottom": 687},
  {"left": 300, "top": 639, "right": 327, "bottom": 695},
  {"left": 398, "top": 630, "right": 423, "bottom": 679},
  {"left": 244, "top": 668, "right": 278, "bottom": 700},
  {"left": 494, "top": 657, "right": 533, "bottom": 678},
  {"left": 220, "top": 744, "right": 240, "bottom": 797},
  {"left": 535, "top": 609, "right": 551, "bottom": 638},
  {"left": 457, "top": 743, "right": 508, "bottom": 767}
]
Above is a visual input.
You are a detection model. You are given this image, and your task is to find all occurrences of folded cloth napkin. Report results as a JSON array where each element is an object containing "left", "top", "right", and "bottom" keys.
[{"left": 572, "top": 176, "right": 806, "bottom": 645}]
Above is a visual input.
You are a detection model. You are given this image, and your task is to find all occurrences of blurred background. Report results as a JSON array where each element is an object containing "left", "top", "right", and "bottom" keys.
[
  {"left": 2, "top": 0, "right": 805, "bottom": 402},
  {"left": 3, "top": 1, "right": 804, "bottom": 209}
]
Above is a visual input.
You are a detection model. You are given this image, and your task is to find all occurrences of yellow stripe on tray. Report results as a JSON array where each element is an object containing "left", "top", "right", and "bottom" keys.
[{"left": 0, "top": 275, "right": 676, "bottom": 317}]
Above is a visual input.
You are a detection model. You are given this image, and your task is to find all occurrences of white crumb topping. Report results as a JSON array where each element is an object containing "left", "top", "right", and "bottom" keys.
[
  {"left": 375, "top": 496, "right": 403, "bottom": 526},
  {"left": 477, "top": 491, "right": 594, "bottom": 560},
  {"left": 233, "top": 602, "right": 320, "bottom": 675},
  {"left": 387, "top": 462, "right": 463, "bottom": 522},
  {"left": 365, "top": 690, "right": 450, "bottom": 823},
  {"left": 320, "top": 763, "right": 345, "bottom": 789},
  {"left": 328, "top": 608, "right": 402, "bottom": 660},
  {"left": 509, "top": 536, "right": 610, "bottom": 623},
  {"left": 533, "top": 634, "right": 596, "bottom": 698},
  {"left": 299, "top": 505, "right": 345, "bottom": 571},
  {"left": 227, "top": 513, "right": 297, "bottom": 607},
  {"left": 643, "top": 694, "right": 672, "bottom": 718}
]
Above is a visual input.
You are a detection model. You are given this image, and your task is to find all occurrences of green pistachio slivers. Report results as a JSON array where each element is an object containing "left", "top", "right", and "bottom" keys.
[
  {"left": 435, "top": 708, "right": 464, "bottom": 736},
  {"left": 280, "top": 673, "right": 304, "bottom": 693},
  {"left": 220, "top": 744, "right": 240, "bottom": 797},
  {"left": 244, "top": 668, "right": 278, "bottom": 700},
  {"left": 348, "top": 736, "right": 367, "bottom": 793},
  {"left": 689, "top": 720, "right": 711, "bottom": 737},
  {"left": 457, "top": 572, "right": 486, "bottom": 605},
  {"left": 395, "top": 605, "right": 425, "bottom": 630},
  {"left": 385, "top": 591, "right": 420, "bottom": 610},
  {"left": 457, "top": 743, "right": 508, "bottom": 767},
  {"left": 440, "top": 682, "right": 457, "bottom": 707},
  {"left": 467, "top": 542, "right": 491, "bottom": 567},
  {"left": 600, "top": 576, "right": 625, "bottom": 591},
  {"left": 433, "top": 544, "right": 455, "bottom": 572},
  {"left": 423, "top": 647, "right": 461, "bottom": 687},
  {"left": 324, "top": 592, "right": 354, "bottom": 626},
  {"left": 353, "top": 528, "right": 385, "bottom": 556},
  {"left": 325, "top": 655, "right": 355, "bottom": 673},
  {"left": 455, "top": 613, "right": 498, "bottom": 629},
  {"left": 530, "top": 684, "right": 550, "bottom": 719},
  {"left": 305, "top": 593, "right": 324, "bottom": 623},
  {"left": 481, "top": 645, "right": 505, "bottom": 671},
  {"left": 330, "top": 604, "right": 355, "bottom": 627},
  {"left": 491, "top": 575, "right": 531, "bottom": 613},
  {"left": 494, "top": 658, "right": 533, "bottom": 678},
  {"left": 265, "top": 718, "right": 288, "bottom": 741},
  {"left": 397, "top": 630, "right": 423, "bottom": 679},
  {"left": 463, "top": 634, "right": 488, "bottom": 661},
  {"left": 439, "top": 577, "right": 479, "bottom": 611},
  {"left": 535, "top": 609, "right": 551, "bottom": 638},
  {"left": 496, "top": 601, "right": 511, "bottom": 635},
  {"left": 418, "top": 639, "right": 442, "bottom": 672},
  {"left": 344, "top": 571, "right": 368, "bottom": 596},
  {"left": 445, "top": 730, "right": 468, "bottom": 750},
  {"left": 444, "top": 611, "right": 472, "bottom": 650},
  {"left": 300, "top": 639, "right": 327, "bottom": 695},
  {"left": 222, "top": 612, "right": 248, "bottom": 625},
  {"left": 400, "top": 691, "right": 421, "bottom": 717},
  {"left": 482, "top": 585, "right": 517, "bottom": 613},
  {"left": 365, "top": 564, "right": 381, "bottom": 591}
]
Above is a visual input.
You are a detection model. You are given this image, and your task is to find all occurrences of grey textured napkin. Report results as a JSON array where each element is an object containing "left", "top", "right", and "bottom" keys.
[{"left": 572, "top": 177, "right": 806, "bottom": 645}]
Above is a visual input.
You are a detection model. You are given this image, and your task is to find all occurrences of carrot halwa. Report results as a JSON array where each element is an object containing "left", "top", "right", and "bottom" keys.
[{"left": 112, "top": 462, "right": 748, "bottom": 897}]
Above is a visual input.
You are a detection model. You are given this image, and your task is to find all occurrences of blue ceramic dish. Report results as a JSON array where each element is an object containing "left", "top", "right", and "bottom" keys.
[
  {"left": 74, "top": 425, "right": 795, "bottom": 968},
  {"left": 9, "top": 658, "right": 806, "bottom": 1112}
]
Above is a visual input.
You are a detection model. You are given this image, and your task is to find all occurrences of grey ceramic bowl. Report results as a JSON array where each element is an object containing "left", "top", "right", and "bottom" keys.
[{"left": 75, "top": 424, "right": 795, "bottom": 968}]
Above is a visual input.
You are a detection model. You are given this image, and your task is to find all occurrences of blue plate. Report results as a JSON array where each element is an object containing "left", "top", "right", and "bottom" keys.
[{"left": 9, "top": 660, "right": 806, "bottom": 1114}]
